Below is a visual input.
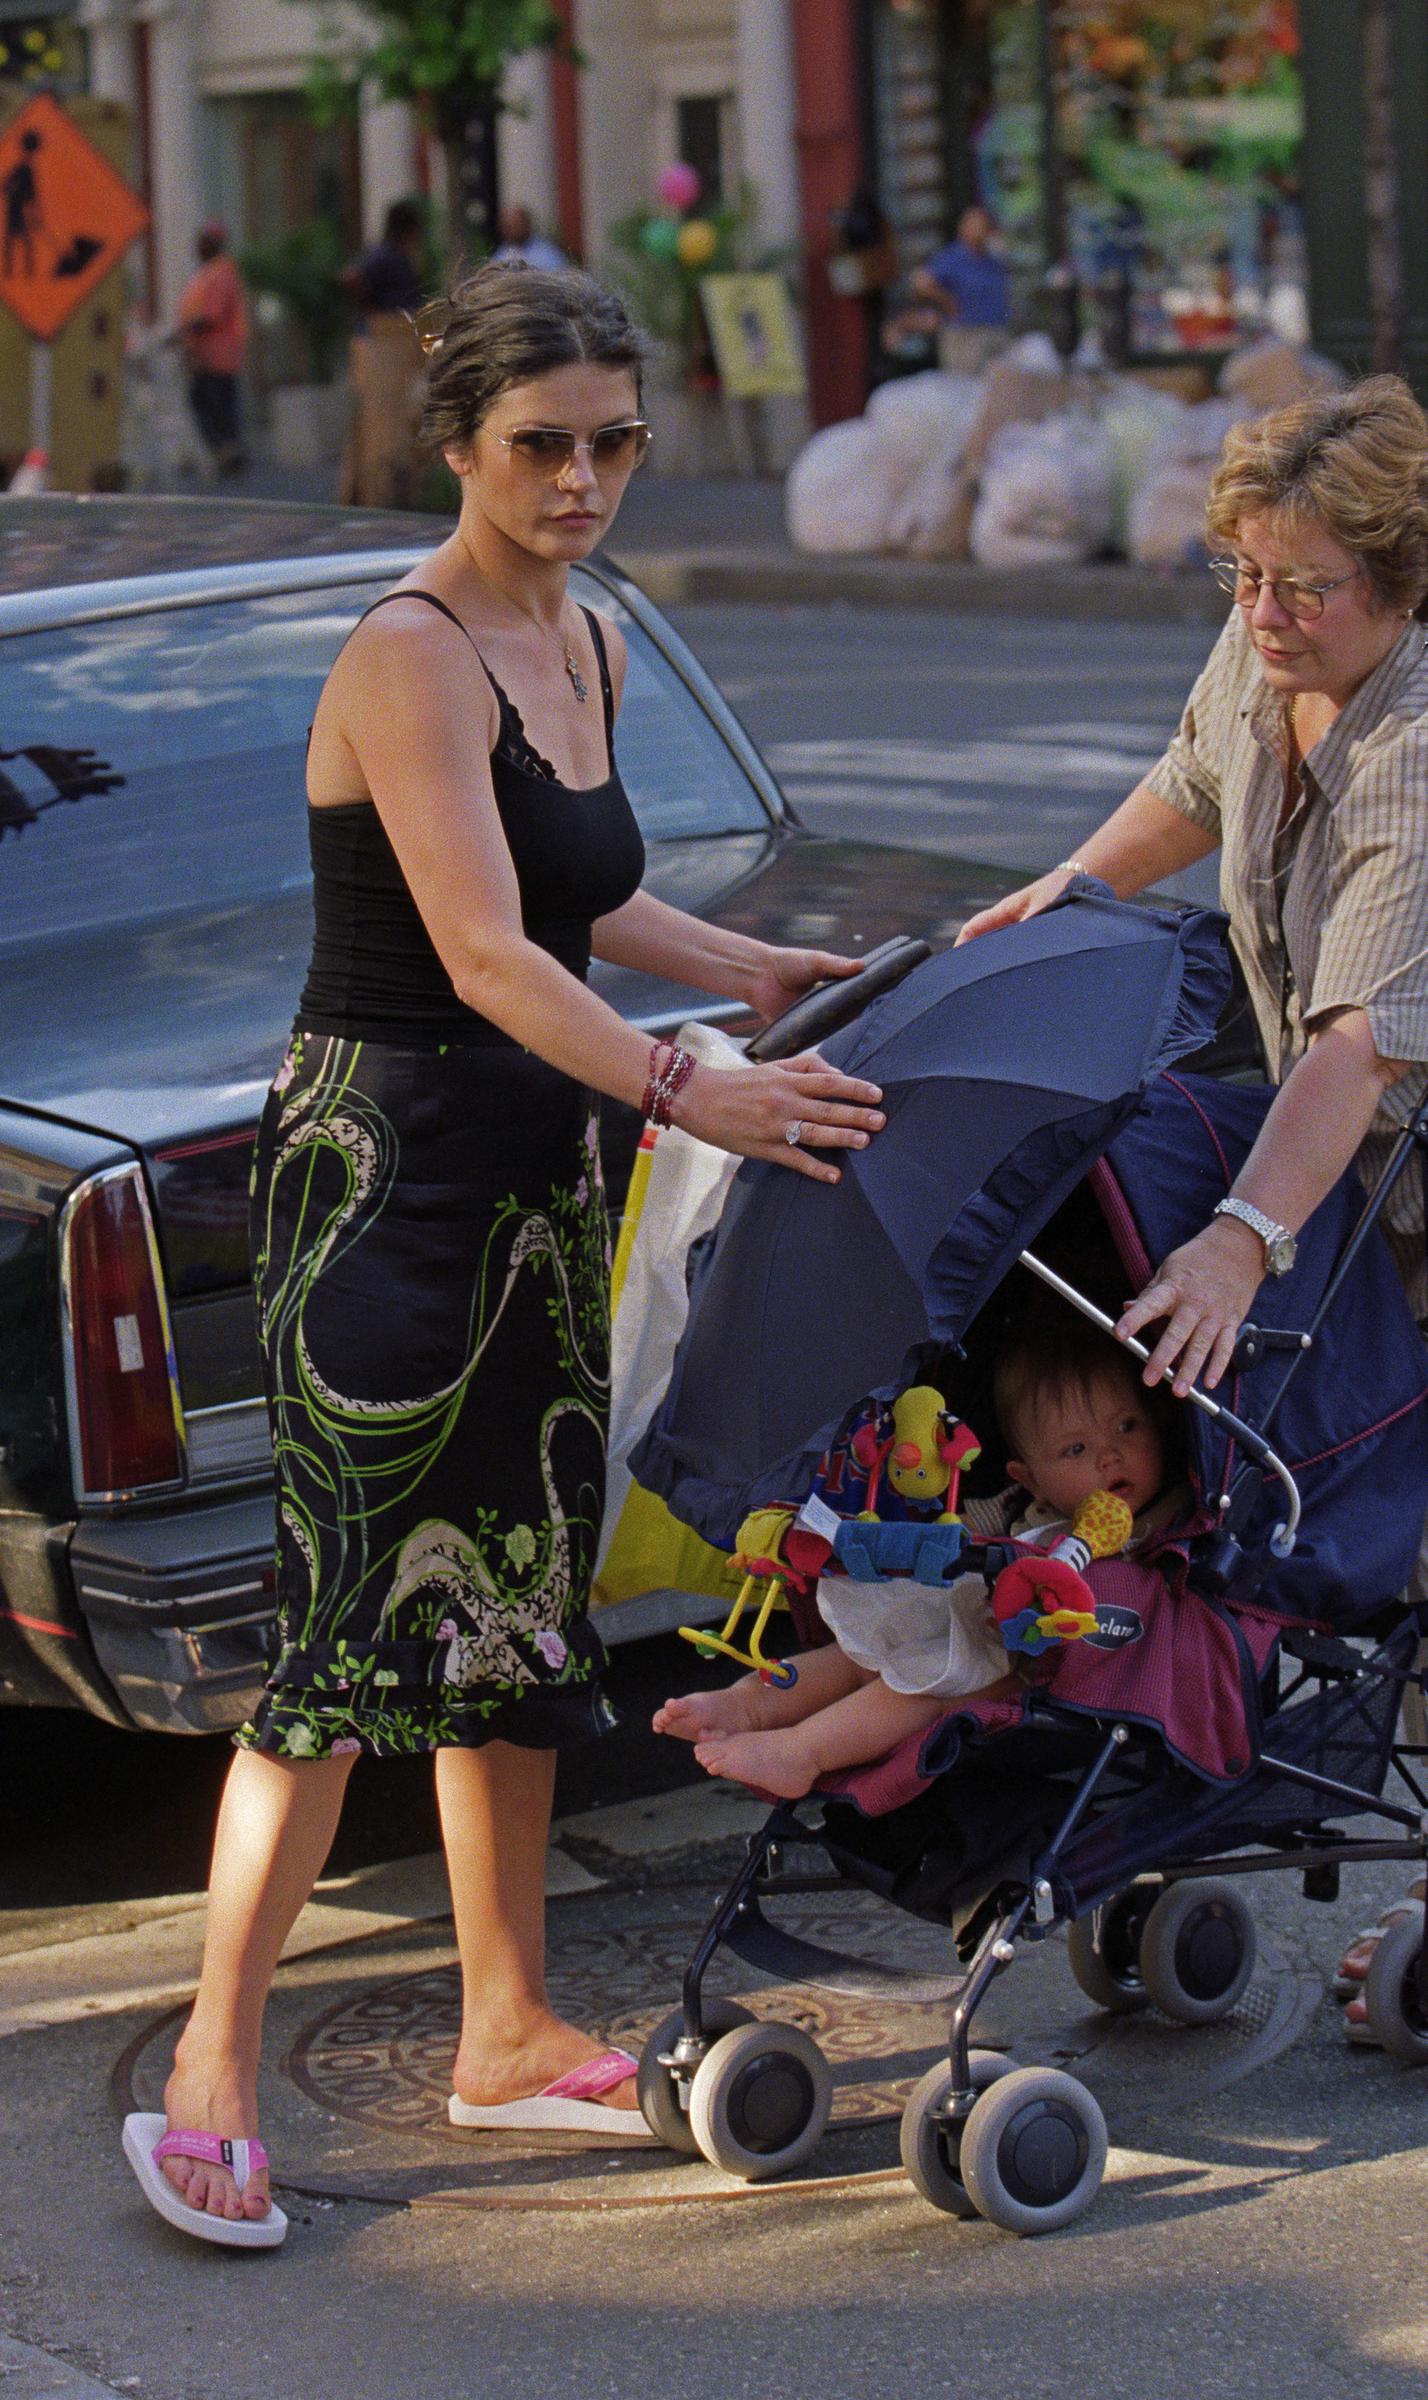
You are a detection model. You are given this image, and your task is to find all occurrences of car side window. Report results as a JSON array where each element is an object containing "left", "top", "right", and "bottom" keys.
[
  {"left": 568, "top": 575, "right": 771, "bottom": 842},
  {"left": 0, "top": 585, "right": 379, "bottom": 945},
  {"left": 0, "top": 574, "right": 771, "bottom": 947}
]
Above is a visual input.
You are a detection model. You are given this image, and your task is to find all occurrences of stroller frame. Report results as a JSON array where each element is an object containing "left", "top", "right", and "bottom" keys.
[{"left": 638, "top": 1091, "right": 1428, "bottom": 2231}]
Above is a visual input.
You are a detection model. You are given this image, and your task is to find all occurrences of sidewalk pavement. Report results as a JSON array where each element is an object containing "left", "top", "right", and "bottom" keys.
[
  {"left": 211, "top": 455, "right": 1226, "bottom": 628},
  {"left": 5, "top": 1775, "right": 1428, "bottom": 2399}
]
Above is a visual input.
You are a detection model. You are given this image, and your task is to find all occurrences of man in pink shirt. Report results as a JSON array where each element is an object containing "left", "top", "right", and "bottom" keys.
[{"left": 175, "top": 222, "right": 248, "bottom": 473}]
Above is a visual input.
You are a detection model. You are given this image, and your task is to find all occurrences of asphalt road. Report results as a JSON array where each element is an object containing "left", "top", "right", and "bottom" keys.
[{"left": 666, "top": 598, "right": 1220, "bottom": 903}]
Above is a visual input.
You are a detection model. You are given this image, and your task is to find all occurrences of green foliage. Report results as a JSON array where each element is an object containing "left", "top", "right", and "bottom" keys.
[
  {"left": 239, "top": 222, "right": 350, "bottom": 384},
  {"left": 298, "top": 0, "right": 564, "bottom": 128}
]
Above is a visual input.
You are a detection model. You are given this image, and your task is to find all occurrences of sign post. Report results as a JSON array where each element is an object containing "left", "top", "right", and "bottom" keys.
[{"left": 0, "top": 90, "right": 149, "bottom": 486}]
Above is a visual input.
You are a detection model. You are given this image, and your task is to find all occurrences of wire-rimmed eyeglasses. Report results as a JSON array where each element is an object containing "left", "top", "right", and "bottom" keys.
[{"left": 1208, "top": 557, "right": 1360, "bottom": 621}]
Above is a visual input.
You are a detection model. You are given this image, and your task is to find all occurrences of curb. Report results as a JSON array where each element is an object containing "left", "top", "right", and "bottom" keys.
[{"left": 612, "top": 544, "right": 1227, "bottom": 626}]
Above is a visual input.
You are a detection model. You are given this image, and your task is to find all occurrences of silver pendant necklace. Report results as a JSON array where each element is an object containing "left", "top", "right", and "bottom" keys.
[{"left": 458, "top": 532, "right": 589, "bottom": 700}]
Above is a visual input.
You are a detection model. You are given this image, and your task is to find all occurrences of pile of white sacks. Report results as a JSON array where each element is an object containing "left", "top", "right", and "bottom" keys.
[{"left": 786, "top": 333, "right": 1347, "bottom": 569}]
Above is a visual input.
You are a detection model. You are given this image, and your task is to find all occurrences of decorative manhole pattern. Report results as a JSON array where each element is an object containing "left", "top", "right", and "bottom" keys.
[{"left": 288, "top": 1910, "right": 956, "bottom": 2139}]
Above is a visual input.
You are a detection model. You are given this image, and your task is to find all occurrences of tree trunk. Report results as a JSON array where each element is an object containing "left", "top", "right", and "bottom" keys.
[{"left": 1362, "top": 0, "right": 1404, "bottom": 374}]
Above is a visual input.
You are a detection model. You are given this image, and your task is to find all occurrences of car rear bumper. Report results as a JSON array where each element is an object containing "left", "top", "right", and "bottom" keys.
[{"left": 68, "top": 1490, "right": 276, "bottom": 1735}]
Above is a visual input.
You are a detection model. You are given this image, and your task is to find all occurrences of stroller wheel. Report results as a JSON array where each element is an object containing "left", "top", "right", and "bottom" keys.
[
  {"left": 1362, "top": 1908, "right": 1428, "bottom": 2064},
  {"left": 1138, "top": 1879, "right": 1257, "bottom": 2024},
  {"left": 636, "top": 2001, "right": 756, "bottom": 2153},
  {"left": 959, "top": 2067, "right": 1108, "bottom": 2235},
  {"left": 899, "top": 2051, "right": 1016, "bottom": 2218},
  {"left": 1066, "top": 1888, "right": 1158, "bottom": 2015},
  {"left": 688, "top": 2020, "right": 833, "bottom": 2180}
]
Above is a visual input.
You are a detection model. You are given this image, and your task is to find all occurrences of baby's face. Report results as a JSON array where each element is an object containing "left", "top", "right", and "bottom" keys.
[{"left": 1010, "top": 1372, "right": 1164, "bottom": 1523}]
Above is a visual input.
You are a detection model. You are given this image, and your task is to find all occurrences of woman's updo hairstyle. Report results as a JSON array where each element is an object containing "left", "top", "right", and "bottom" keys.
[
  {"left": 1206, "top": 373, "right": 1428, "bottom": 620},
  {"left": 416, "top": 261, "right": 650, "bottom": 453}
]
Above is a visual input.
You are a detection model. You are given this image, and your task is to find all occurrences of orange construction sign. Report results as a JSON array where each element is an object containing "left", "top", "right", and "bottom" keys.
[{"left": 0, "top": 92, "right": 148, "bottom": 342}]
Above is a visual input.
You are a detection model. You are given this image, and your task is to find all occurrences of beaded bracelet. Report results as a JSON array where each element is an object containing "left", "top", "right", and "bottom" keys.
[{"left": 642, "top": 1040, "right": 696, "bottom": 1127}]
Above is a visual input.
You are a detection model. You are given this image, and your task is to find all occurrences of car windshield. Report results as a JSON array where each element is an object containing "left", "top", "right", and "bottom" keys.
[{"left": 0, "top": 568, "right": 771, "bottom": 947}]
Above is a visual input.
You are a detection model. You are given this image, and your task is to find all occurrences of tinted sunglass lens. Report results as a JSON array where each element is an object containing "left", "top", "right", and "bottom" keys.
[
  {"left": 592, "top": 425, "right": 648, "bottom": 469},
  {"left": 513, "top": 430, "right": 576, "bottom": 467}
]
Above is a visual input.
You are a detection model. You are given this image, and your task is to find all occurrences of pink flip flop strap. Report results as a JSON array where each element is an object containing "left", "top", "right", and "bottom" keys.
[
  {"left": 152, "top": 2129, "right": 269, "bottom": 2192},
  {"left": 540, "top": 2048, "right": 638, "bottom": 2102}
]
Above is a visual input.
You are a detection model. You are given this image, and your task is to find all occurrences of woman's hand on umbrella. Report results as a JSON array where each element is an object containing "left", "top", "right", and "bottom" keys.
[
  {"left": 1116, "top": 1218, "right": 1266, "bottom": 1397},
  {"left": 955, "top": 866, "right": 1079, "bottom": 946},
  {"left": 744, "top": 945, "right": 864, "bottom": 1028},
  {"left": 674, "top": 1053, "right": 884, "bottom": 1182}
]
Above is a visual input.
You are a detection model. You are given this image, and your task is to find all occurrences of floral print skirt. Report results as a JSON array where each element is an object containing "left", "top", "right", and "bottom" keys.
[{"left": 237, "top": 1026, "right": 617, "bottom": 1760}]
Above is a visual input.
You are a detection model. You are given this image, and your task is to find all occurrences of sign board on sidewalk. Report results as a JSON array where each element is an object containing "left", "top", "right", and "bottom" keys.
[
  {"left": 0, "top": 90, "right": 148, "bottom": 342},
  {"left": 700, "top": 273, "right": 806, "bottom": 401}
]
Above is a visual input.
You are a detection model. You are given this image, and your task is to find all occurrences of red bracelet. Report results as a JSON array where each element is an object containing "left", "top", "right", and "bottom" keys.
[{"left": 643, "top": 1041, "right": 696, "bottom": 1127}]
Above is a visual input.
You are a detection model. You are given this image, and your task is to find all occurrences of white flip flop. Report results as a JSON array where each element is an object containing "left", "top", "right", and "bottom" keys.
[
  {"left": 448, "top": 2047, "right": 659, "bottom": 2139},
  {"left": 121, "top": 2114, "right": 288, "bottom": 2249}
]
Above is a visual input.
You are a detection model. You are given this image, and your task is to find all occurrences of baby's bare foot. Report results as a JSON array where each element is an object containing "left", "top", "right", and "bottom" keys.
[
  {"left": 693, "top": 1728, "right": 818, "bottom": 1799},
  {"left": 652, "top": 1686, "right": 760, "bottom": 1742}
]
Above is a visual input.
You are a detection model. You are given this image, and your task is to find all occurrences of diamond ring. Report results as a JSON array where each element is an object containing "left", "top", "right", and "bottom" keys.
[{"left": 784, "top": 1119, "right": 803, "bottom": 1147}]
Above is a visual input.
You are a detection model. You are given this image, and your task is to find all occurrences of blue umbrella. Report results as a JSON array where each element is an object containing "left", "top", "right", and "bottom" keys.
[{"left": 632, "top": 891, "right": 1231, "bottom": 1550}]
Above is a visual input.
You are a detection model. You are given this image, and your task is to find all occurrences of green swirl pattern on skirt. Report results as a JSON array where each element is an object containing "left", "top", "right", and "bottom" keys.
[{"left": 238, "top": 1026, "right": 618, "bottom": 1759}]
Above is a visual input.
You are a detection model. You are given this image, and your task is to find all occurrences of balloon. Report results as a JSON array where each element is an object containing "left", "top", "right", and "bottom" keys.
[
  {"left": 657, "top": 162, "right": 701, "bottom": 212},
  {"left": 639, "top": 215, "right": 682, "bottom": 261},
  {"left": 676, "top": 219, "right": 718, "bottom": 269}
]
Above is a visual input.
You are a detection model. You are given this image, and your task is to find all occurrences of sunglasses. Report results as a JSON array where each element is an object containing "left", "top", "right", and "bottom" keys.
[{"left": 492, "top": 421, "right": 652, "bottom": 476}]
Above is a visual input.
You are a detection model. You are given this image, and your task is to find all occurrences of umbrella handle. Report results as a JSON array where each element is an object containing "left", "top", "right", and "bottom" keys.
[{"left": 1017, "top": 1248, "right": 1303, "bottom": 1554}]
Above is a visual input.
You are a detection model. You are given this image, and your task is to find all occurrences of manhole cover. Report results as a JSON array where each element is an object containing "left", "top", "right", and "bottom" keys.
[{"left": 115, "top": 1880, "right": 1323, "bottom": 2214}]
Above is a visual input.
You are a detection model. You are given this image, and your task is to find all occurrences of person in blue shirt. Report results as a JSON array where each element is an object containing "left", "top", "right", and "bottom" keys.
[{"left": 911, "top": 204, "right": 1012, "bottom": 374}]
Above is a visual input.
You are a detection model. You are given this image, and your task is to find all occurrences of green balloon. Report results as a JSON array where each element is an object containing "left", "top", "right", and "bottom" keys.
[{"left": 639, "top": 215, "right": 681, "bottom": 261}]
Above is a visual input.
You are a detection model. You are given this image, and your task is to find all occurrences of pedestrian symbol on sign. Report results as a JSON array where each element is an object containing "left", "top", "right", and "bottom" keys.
[{"left": 0, "top": 93, "right": 148, "bottom": 341}]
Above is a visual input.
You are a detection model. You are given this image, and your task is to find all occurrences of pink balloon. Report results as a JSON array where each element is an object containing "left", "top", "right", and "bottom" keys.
[{"left": 657, "top": 162, "right": 701, "bottom": 212}]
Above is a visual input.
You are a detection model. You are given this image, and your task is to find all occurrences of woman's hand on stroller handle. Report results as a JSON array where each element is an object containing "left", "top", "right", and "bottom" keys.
[
  {"left": 672, "top": 1053, "right": 884, "bottom": 1184},
  {"left": 1116, "top": 1217, "right": 1266, "bottom": 1398}
]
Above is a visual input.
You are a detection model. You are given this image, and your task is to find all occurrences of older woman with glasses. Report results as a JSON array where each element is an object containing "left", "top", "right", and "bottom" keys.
[
  {"left": 960, "top": 372, "right": 1428, "bottom": 2034},
  {"left": 122, "top": 263, "right": 889, "bottom": 2247}
]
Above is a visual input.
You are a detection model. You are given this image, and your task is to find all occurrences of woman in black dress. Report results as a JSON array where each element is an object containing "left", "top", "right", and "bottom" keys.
[{"left": 128, "top": 264, "right": 886, "bottom": 2242}]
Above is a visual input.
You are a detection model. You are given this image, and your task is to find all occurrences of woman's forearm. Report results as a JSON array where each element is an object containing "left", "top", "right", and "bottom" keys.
[
  {"left": 1230, "top": 1011, "right": 1407, "bottom": 1231},
  {"left": 591, "top": 890, "right": 766, "bottom": 1003},
  {"left": 458, "top": 929, "right": 670, "bottom": 1104},
  {"left": 1072, "top": 782, "right": 1219, "bottom": 896}
]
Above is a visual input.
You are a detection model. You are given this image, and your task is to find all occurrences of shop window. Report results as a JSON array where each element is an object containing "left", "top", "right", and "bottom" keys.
[{"left": 969, "top": 0, "right": 1305, "bottom": 355}]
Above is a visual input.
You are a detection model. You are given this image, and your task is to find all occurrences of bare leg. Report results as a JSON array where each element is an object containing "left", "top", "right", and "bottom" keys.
[
  {"left": 161, "top": 1747, "right": 356, "bottom": 2222},
  {"left": 653, "top": 1644, "right": 867, "bottom": 1742},
  {"left": 438, "top": 1741, "right": 640, "bottom": 2116},
  {"left": 695, "top": 1676, "right": 976, "bottom": 1800}
]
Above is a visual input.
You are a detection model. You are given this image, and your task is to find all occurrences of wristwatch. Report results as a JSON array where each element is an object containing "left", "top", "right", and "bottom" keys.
[{"left": 1212, "top": 1196, "right": 1297, "bottom": 1276}]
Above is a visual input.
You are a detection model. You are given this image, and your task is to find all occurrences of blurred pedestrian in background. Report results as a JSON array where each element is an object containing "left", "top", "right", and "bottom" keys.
[
  {"left": 173, "top": 223, "right": 248, "bottom": 475},
  {"left": 339, "top": 197, "right": 428, "bottom": 508},
  {"left": 493, "top": 203, "right": 568, "bottom": 272},
  {"left": 910, "top": 203, "right": 1012, "bottom": 376}
]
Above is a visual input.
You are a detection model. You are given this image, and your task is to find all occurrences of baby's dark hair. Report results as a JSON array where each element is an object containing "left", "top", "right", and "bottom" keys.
[
  {"left": 993, "top": 1311, "right": 1162, "bottom": 1463},
  {"left": 417, "top": 260, "right": 650, "bottom": 452}
]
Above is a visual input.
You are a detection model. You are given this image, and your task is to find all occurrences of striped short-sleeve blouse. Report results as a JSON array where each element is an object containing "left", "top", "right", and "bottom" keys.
[{"left": 1143, "top": 607, "right": 1428, "bottom": 1296}]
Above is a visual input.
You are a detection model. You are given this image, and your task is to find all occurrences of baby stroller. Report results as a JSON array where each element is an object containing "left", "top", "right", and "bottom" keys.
[{"left": 627, "top": 892, "right": 1428, "bottom": 2233}]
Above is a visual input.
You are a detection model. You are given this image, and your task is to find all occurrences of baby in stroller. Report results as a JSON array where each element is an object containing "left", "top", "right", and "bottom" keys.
[{"left": 654, "top": 1318, "right": 1182, "bottom": 1798}]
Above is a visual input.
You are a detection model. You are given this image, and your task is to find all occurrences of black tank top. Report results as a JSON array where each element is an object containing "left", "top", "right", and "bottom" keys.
[{"left": 298, "top": 592, "right": 646, "bottom": 1046}]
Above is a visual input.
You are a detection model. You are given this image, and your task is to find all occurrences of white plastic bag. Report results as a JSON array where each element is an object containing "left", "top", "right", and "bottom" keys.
[
  {"left": 1127, "top": 396, "right": 1249, "bottom": 567},
  {"left": 785, "top": 418, "right": 907, "bottom": 554},
  {"left": 1095, "top": 379, "right": 1187, "bottom": 552},
  {"left": 970, "top": 411, "right": 1115, "bottom": 568},
  {"left": 597, "top": 1021, "right": 745, "bottom": 1572},
  {"left": 866, "top": 370, "right": 981, "bottom": 476}
]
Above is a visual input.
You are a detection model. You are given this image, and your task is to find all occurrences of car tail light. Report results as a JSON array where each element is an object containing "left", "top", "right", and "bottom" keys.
[{"left": 60, "top": 1164, "right": 186, "bottom": 1500}]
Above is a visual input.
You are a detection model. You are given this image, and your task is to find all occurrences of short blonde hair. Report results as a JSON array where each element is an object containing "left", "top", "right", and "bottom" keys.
[{"left": 1206, "top": 374, "right": 1428, "bottom": 618}]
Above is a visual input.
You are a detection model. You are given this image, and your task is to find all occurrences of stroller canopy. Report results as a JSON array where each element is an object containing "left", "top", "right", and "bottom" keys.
[
  {"left": 635, "top": 894, "right": 1229, "bottom": 1536},
  {"left": 634, "top": 902, "right": 1428, "bottom": 1625}
]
